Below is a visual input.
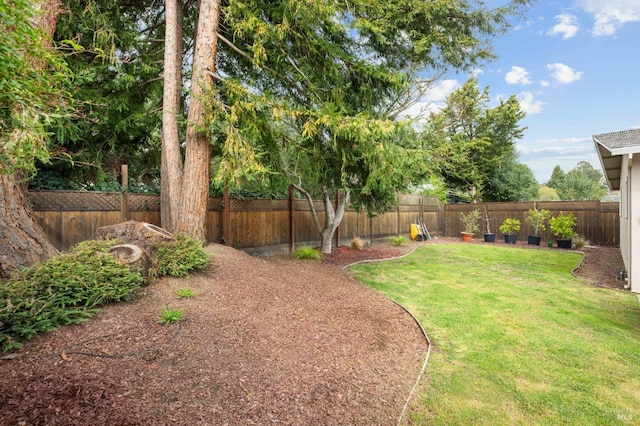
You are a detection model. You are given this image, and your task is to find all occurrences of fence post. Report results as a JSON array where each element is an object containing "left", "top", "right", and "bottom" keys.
[
  {"left": 335, "top": 190, "right": 340, "bottom": 247},
  {"left": 397, "top": 198, "right": 400, "bottom": 236},
  {"left": 596, "top": 200, "right": 602, "bottom": 245},
  {"left": 222, "top": 186, "right": 230, "bottom": 245},
  {"left": 121, "top": 164, "right": 129, "bottom": 221},
  {"left": 289, "top": 185, "right": 295, "bottom": 253}
]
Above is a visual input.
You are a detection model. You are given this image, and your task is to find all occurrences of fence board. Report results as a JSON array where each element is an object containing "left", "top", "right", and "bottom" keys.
[{"left": 28, "top": 191, "right": 621, "bottom": 251}]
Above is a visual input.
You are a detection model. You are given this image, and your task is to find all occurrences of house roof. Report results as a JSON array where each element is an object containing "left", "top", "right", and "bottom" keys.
[{"left": 593, "top": 128, "right": 640, "bottom": 190}]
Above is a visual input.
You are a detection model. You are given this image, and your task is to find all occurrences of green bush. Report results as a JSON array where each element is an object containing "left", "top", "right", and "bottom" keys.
[
  {"left": 0, "top": 239, "right": 145, "bottom": 352},
  {"left": 153, "top": 235, "right": 210, "bottom": 277},
  {"left": 0, "top": 234, "right": 211, "bottom": 352},
  {"left": 389, "top": 235, "right": 408, "bottom": 246},
  {"left": 292, "top": 246, "right": 322, "bottom": 260}
]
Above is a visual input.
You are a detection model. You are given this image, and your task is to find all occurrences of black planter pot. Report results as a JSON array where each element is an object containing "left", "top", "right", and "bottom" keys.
[
  {"left": 527, "top": 236, "right": 541, "bottom": 246},
  {"left": 556, "top": 238, "right": 572, "bottom": 249},
  {"left": 484, "top": 233, "right": 495, "bottom": 242},
  {"left": 504, "top": 234, "right": 517, "bottom": 244}
]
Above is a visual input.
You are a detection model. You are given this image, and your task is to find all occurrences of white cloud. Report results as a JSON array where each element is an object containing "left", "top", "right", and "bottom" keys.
[
  {"left": 577, "top": 0, "right": 640, "bottom": 36},
  {"left": 546, "top": 63, "right": 583, "bottom": 84},
  {"left": 547, "top": 14, "right": 580, "bottom": 39},
  {"left": 517, "top": 92, "right": 544, "bottom": 115},
  {"left": 505, "top": 66, "right": 532, "bottom": 85},
  {"left": 540, "top": 81, "right": 551, "bottom": 87}
]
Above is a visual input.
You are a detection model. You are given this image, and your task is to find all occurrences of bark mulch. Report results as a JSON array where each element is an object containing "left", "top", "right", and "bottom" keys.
[{"left": 0, "top": 238, "right": 626, "bottom": 425}]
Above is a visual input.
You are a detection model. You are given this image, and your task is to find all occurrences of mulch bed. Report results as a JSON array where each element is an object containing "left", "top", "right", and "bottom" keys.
[{"left": 0, "top": 238, "right": 628, "bottom": 425}]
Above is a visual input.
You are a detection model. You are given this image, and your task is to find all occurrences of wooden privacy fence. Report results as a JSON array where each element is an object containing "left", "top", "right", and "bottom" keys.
[{"left": 28, "top": 190, "right": 620, "bottom": 251}]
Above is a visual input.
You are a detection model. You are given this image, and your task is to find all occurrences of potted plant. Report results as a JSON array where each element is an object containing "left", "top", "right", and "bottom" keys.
[
  {"left": 460, "top": 209, "right": 481, "bottom": 242},
  {"left": 499, "top": 218, "right": 521, "bottom": 244},
  {"left": 524, "top": 208, "right": 551, "bottom": 246},
  {"left": 549, "top": 213, "right": 577, "bottom": 248},
  {"left": 482, "top": 205, "right": 495, "bottom": 242}
]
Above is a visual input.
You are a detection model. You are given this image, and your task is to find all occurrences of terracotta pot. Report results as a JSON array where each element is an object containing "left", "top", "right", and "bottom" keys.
[{"left": 461, "top": 232, "right": 474, "bottom": 242}]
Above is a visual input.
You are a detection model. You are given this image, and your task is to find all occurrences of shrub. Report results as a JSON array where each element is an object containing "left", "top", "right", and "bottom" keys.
[
  {"left": 525, "top": 208, "right": 551, "bottom": 236},
  {"left": 0, "top": 239, "right": 145, "bottom": 352},
  {"left": 573, "top": 236, "right": 589, "bottom": 249},
  {"left": 389, "top": 235, "right": 408, "bottom": 246},
  {"left": 499, "top": 218, "right": 521, "bottom": 235},
  {"left": 460, "top": 209, "right": 481, "bottom": 234},
  {"left": 351, "top": 237, "right": 364, "bottom": 251},
  {"left": 152, "top": 235, "right": 210, "bottom": 277},
  {"left": 549, "top": 213, "right": 578, "bottom": 239},
  {"left": 292, "top": 246, "right": 322, "bottom": 260}
]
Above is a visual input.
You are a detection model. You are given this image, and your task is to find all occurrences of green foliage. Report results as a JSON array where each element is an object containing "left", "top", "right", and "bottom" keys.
[
  {"left": 425, "top": 78, "right": 529, "bottom": 202},
  {"left": 158, "top": 307, "right": 184, "bottom": 324},
  {"left": 0, "top": 234, "right": 210, "bottom": 351},
  {"left": 546, "top": 162, "right": 608, "bottom": 201},
  {"left": 153, "top": 235, "right": 210, "bottom": 277},
  {"left": 175, "top": 287, "right": 197, "bottom": 299},
  {"left": 0, "top": 0, "right": 72, "bottom": 175},
  {"left": 487, "top": 156, "right": 539, "bottom": 202},
  {"left": 0, "top": 239, "right": 144, "bottom": 352},
  {"left": 549, "top": 213, "right": 578, "bottom": 239},
  {"left": 292, "top": 246, "right": 322, "bottom": 260},
  {"left": 389, "top": 235, "right": 408, "bottom": 246},
  {"left": 525, "top": 208, "right": 551, "bottom": 236},
  {"left": 537, "top": 185, "right": 560, "bottom": 201},
  {"left": 460, "top": 209, "right": 481, "bottom": 234},
  {"left": 499, "top": 217, "right": 521, "bottom": 234}
]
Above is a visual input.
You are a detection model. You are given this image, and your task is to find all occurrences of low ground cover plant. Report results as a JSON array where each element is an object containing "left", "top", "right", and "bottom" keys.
[
  {"left": 350, "top": 244, "right": 640, "bottom": 425},
  {"left": 158, "top": 307, "right": 184, "bottom": 324},
  {"left": 292, "top": 246, "right": 322, "bottom": 260},
  {"left": 0, "top": 236, "right": 209, "bottom": 352},
  {"left": 389, "top": 235, "right": 408, "bottom": 246},
  {"left": 152, "top": 234, "right": 210, "bottom": 277}
]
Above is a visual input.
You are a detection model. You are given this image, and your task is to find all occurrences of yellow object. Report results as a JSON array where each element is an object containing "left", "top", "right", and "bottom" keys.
[{"left": 410, "top": 223, "right": 420, "bottom": 241}]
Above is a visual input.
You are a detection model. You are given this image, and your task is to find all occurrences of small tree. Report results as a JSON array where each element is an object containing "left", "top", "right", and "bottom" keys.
[
  {"left": 525, "top": 208, "right": 551, "bottom": 236},
  {"left": 460, "top": 209, "right": 481, "bottom": 234}
]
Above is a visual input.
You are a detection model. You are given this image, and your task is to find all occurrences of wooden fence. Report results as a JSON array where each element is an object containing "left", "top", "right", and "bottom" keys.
[{"left": 27, "top": 190, "right": 620, "bottom": 251}]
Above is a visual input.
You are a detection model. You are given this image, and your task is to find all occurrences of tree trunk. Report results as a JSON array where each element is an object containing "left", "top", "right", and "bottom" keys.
[
  {"left": 0, "top": 0, "right": 62, "bottom": 275},
  {"left": 0, "top": 176, "right": 57, "bottom": 276},
  {"left": 176, "top": 0, "right": 220, "bottom": 241},
  {"left": 295, "top": 184, "right": 350, "bottom": 254},
  {"left": 160, "top": 0, "right": 183, "bottom": 232}
]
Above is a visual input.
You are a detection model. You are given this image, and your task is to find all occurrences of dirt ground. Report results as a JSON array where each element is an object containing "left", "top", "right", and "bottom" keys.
[{"left": 0, "top": 238, "right": 628, "bottom": 425}]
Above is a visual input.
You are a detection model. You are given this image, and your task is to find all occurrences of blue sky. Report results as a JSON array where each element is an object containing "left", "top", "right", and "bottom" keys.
[{"left": 410, "top": 0, "right": 640, "bottom": 184}]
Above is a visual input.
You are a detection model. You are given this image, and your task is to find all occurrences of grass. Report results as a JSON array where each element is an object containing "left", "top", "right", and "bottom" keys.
[
  {"left": 292, "top": 246, "right": 322, "bottom": 260},
  {"left": 175, "top": 287, "right": 197, "bottom": 298},
  {"left": 158, "top": 307, "right": 184, "bottom": 324},
  {"left": 349, "top": 244, "right": 640, "bottom": 425}
]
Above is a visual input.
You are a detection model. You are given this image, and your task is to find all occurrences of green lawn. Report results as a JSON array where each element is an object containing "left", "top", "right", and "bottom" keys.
[{"left": 350, "top": 244, "right": 640, "bottom": 425}]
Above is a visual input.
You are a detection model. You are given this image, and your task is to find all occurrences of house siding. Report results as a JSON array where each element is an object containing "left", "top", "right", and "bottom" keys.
[{"left": 629, "top": 155, "right": 640, "bottom": 293}]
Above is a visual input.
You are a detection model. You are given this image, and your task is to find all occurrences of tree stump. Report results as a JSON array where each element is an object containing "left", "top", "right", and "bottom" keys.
[
  {"left": 96, "top": 221, "right": 174, "bottom": 264},
  {"left": 109, "top": 244, "right": 148, "bottom": 275}
]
